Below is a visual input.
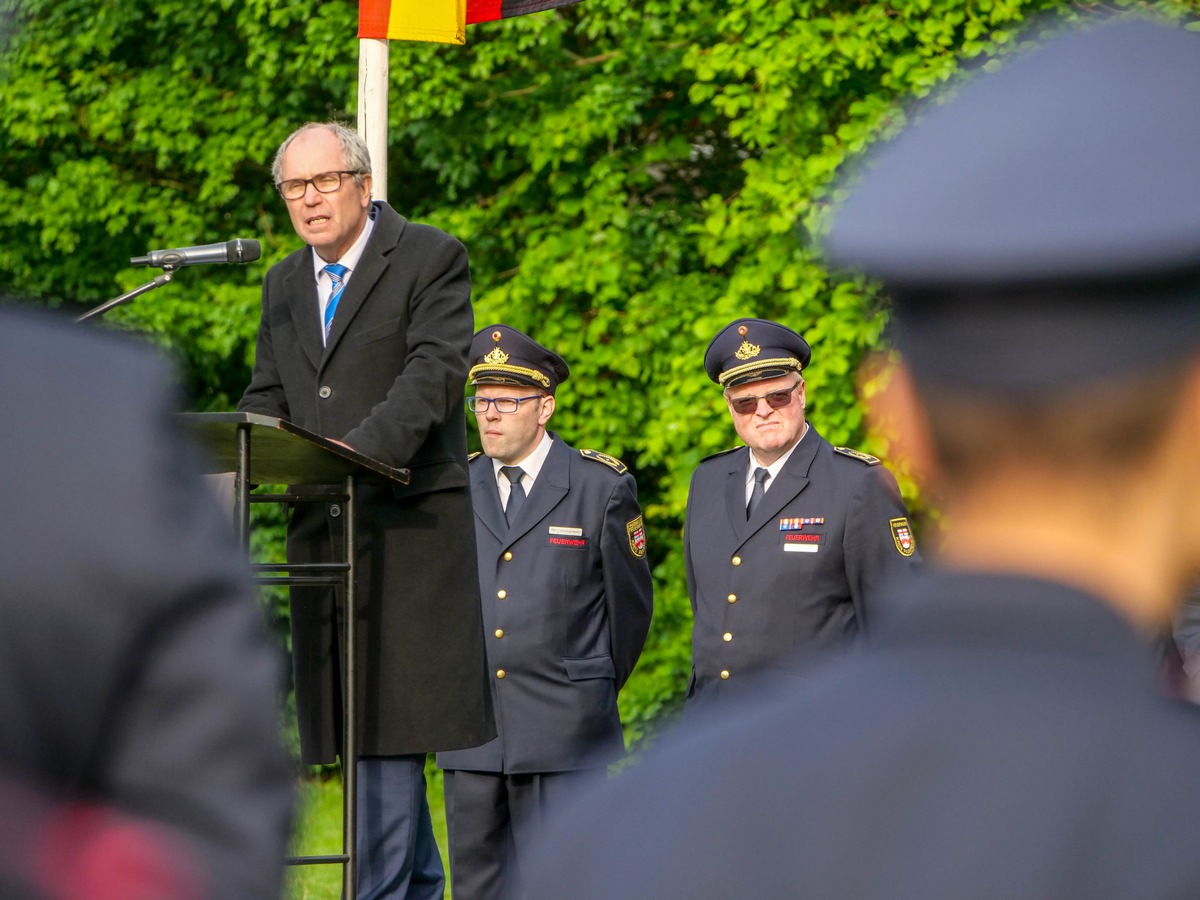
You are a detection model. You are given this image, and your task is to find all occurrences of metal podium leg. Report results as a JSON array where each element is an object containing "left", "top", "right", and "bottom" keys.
[
  {"left": 343, "top": 474, "right": 358, "bottom": 899},
  {"left": 234, "top": 423, "right": 251, "bottom": 554}
]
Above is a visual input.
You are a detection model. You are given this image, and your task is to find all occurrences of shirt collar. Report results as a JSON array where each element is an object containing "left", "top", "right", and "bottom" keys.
[
  {"left": 309, "top": 213, "right": 376, "bottom": 284},
  {"left": 492, "top": 431, "right": 555, "bottom": 490},
  {"left": 747, "top": 422, "right": 809, "bottom": 485}
]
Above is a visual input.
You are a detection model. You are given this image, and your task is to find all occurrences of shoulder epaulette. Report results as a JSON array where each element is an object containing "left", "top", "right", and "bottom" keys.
[
  {"left": 833, "top": 446, "right": 880, "bottom": 466},
  {"left": 468, "top": 451, "right": 483, "bottom": 462},
  {"left": 700, "top": 446, "right": 742, "bottom": 463},
  {"left": 579, "top": 448, "right": 628, "bottom": 475}
]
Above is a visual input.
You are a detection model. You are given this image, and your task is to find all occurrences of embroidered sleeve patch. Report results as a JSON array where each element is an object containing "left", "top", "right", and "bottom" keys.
[
  {"left": 626, "top": 515, "right": 647, "bottom": 558},
  {"left": 890, "top": 517, "right": 916, "bottom": 557}
]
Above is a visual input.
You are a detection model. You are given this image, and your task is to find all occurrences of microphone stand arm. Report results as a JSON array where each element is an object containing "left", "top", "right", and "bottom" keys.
[{"left": 76, "top": 269, "right": 177, "bottom": 323}]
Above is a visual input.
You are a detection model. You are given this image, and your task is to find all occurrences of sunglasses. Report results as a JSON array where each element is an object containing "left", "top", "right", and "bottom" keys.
[{"left": 727, "top": 384, "right": 800, "bottom": 416}]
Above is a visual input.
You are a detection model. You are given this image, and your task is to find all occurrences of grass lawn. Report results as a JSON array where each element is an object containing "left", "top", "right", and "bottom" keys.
[{"left": 285, "top": 761, "right": 452, "bottom": 900}]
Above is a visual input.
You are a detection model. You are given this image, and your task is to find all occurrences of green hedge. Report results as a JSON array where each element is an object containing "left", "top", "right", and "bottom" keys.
[{"left": 4, "top": 0, "right": 1197, "bottom": 744}]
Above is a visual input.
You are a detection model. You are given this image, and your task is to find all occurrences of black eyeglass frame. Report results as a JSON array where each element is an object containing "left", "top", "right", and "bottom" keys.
[
  {"left": 275, "top": 170, "right": 368, "bottom": 201},
  {"left": 726, "top": 383, "right": 801, "bottom": 416},
  {"left": 466, "top": 395, "right": 544, "bottom": 414}
]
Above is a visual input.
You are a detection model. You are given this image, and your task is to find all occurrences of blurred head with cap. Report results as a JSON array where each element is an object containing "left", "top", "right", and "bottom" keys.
[
  {"left": 825, "top": 18, "right": 1200, "bottom": 628},
  {"left": 705, "top": 318, "right": 813, "bottom": 465},
  {"left": 468, "top": 324, "right": 569, "bottom": 466}
]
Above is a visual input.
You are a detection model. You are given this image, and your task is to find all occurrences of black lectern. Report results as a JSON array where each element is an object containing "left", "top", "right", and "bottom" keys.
[{"left": 183, "top": 412, "right": 410, "bottom": 898}]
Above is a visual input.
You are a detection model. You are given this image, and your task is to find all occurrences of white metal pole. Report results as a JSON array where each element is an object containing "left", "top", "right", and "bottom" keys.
[{"left": 357, "top": 38, "right": 390, "bottom": 203}]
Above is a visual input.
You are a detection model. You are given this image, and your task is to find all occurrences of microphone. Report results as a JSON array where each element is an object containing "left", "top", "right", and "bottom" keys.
[{"left": 131, "top": 238, "right": 262, "bottom": 268}]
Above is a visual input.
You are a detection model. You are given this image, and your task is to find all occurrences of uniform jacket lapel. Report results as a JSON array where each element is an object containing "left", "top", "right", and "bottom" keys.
[
  {"left": 723, "top": 447, "right": 752, "bottom": 540},
  {"left": 505, "top": 436, "right": 570, "bottom": 542},
  {"left": 726, "top": 429, "right": 822, "bottom": 544},
  {"left": 320, "top": 203, "right": 406, "bottom": 369},
  {"left": 745, "top": 431, "right": 820, "bottom": 535},
  {"left": 473, "top": 458, "right": 507, "bottom": 545}
]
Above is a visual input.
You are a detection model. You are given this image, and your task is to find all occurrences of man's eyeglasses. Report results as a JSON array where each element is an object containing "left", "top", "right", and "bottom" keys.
[
  {"left": 275, "top": 170, "right": 366, "bottom": 201},
  {"left": 727, "top": 384, "right": 800, "bottom": 416},
  {"left": 467, "top": 396, "right": 542, "bottom": 414}
]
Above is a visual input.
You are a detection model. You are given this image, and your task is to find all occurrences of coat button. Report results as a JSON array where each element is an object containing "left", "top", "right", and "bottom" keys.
[
  {"left": 497, "top": 590, "right": 507, "bottom": 599},
  {"left": 731, "top": 556, "right": 742, "bottom": 566},
  {"left": 503, "top": 551, "right": 513, "bottom": 561},
  {"left": 496, "top": 669, "right": 506, "bottom": 679},
  {"left": 723, "top": 632, "right": 733, "bottom": 642},
  {"left": 727, "top": 594, "right": 737, "bottom": 603},
  {"left": 494, "top": 629, "right": 505, "bottom": 639},
  {"left": 329, "top": 504, "right": 341, "bottom": 517},
  {"left": 318, "top": 385, "right": 332, "bottom": 399},
  {"left": 720, "top": 670, "right": 730, "bottom": 680}
]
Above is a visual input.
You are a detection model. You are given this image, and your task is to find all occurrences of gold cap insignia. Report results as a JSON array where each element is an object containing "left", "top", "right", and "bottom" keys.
[
  {"left": 483, "top": 346, "right": 509, "bottom": 365},
  {"left": 737, "top": 325, "right": 749, "bottom": 336},
  {"left": 734, "top": 340, "right": 761, "bottom": 360}
]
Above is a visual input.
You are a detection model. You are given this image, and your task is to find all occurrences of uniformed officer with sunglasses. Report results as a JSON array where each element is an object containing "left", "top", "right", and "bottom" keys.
[{"left": 684, "top": 317, "right": 920, "bottom": 708}]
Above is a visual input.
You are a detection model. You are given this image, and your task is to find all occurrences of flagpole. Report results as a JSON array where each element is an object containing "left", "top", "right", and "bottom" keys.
[{"left": 358, "top": 38, "right": 390, "bottom": 202}]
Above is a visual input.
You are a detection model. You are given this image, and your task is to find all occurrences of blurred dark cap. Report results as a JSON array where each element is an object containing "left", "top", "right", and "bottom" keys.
[
  {"left": 469, "top": 324, "right": 569, "bottom": 394},
  {"left": 824, "top": 20, "right": 1200, "bottom": 393},
  {"left": 704, "top": 318, "right": 812, "bottom": 388}
]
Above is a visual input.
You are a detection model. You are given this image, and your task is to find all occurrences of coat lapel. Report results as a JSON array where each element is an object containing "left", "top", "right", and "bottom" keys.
[
  {"left": 506, "top": 437, "right": 570, "bottom": 543},
  {"left": 284, "top": 255, "right": 324, "bottom": 371},
  {"left": 320, "top": 202, "right": 407, "bottom": 367}
]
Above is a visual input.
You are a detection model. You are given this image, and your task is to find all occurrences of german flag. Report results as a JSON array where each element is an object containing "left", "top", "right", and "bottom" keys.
[
  {"left": 358, "top": 0, "right": 465, "bottom": 44},
  {"left": 358, "top": 0, "right": 583, "bottom": 43},
  {"left": 467, "top": 0, "right": 584, "bottom": 25}
]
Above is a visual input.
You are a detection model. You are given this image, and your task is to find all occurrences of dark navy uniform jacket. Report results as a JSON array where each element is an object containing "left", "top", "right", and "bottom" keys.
[
  {"left": 685, "top": 425, "right": 919, "bottom": 704},
  {"left": 439, "top": 435, "right": 653, "bottom": 774},
  {"left": 530, "top": 571, "right": 1200, "bottom": 899}
]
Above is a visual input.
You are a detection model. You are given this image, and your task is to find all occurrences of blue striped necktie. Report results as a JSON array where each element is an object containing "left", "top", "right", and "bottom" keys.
[{"left": 323, "top": 263, "right": 349, "bottom": 342}]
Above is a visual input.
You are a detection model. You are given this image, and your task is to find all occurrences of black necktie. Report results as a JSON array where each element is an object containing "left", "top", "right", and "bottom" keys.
[
  {"left": 747, "top": 466, "right": 769, "bottom": 519},
  {"left": 501, "top": 466, "right": 527, "bottom": 525}
]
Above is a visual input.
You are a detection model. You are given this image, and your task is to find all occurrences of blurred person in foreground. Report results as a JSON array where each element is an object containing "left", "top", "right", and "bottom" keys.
[
  {"left": 526, "top": 18, "right": 1200, "bottom": 899},
  {"left": 0, "top": 305, "right": 293, "bottom": 898}
]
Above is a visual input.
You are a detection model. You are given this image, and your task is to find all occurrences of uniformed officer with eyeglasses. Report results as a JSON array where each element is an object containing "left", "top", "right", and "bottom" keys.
[
  {"left": 438, "top": 324, "right": 653, "bottom": 900},
  {"left": 683, "top": 317, "right": 921, "bottom": 708}
]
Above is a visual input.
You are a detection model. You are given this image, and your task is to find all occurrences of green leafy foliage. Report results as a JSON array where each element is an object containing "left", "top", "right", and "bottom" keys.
[{"left": 3, "top": 0, "right": 1197, "bottom": 747}]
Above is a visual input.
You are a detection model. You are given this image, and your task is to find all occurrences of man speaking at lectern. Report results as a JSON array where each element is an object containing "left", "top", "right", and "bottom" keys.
[{"left": 240, "top": 122, "right": 494, "bottom": 900}]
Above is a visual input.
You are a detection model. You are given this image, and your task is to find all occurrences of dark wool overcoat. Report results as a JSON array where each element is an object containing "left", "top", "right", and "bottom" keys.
[{"left": 240, "top": 201, "right": 494, "bottom": 762}]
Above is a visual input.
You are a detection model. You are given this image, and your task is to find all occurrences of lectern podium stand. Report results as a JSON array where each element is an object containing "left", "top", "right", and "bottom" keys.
[{"left": 183, "top": 412, "right": 410, "bottom": 898}]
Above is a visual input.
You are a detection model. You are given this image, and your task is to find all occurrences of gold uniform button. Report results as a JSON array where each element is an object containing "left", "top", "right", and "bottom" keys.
[
  {"left": 494, "top": 629, "right": 505, "bottom": 639},
  {"left": 720, "top": 670, "right": 730, "bottom": 680},
  {"left": 723, "top": 632, "right": 733, "bottom": 642},
  {"left": 727, "top": 594, "right": 737, "bottom": 604},
  {"left": 496, "top": 669, "right": 506, "bottom": 679},
  {"left": 503, "top": 551, "right": 513, "bottom": 561},
  {"left": 497, "top": 590, "right": 507, "bottom": 599},
  {"left": 732, "top": 556, "right": 742, "bottom": 566}
]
